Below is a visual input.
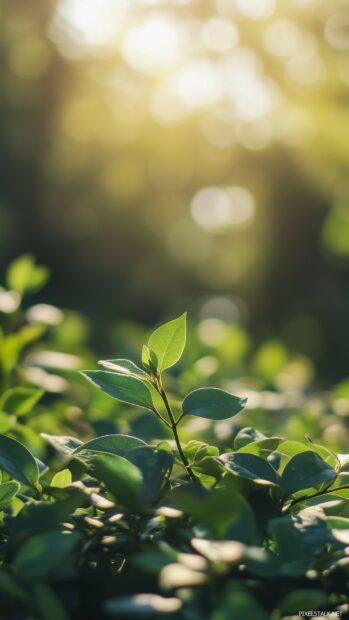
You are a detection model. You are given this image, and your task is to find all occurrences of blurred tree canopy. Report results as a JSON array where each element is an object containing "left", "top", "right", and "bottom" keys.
[{"left": 1, "top": 0, "right": 349, "bottom": 380}]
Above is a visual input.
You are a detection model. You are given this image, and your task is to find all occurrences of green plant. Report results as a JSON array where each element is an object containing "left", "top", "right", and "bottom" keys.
[
  {"left": 82, "top": 313, "right": 246, "bottom": 484},
  {"left": 0, "top": 300, "right": 348, "bottom": 619}
]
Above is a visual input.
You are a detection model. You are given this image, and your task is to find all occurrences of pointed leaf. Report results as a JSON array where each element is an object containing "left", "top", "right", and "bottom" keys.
[
  {"left": 73, "top": 434, "right": 147, "bottom": 457},
  {"left": 93, "top": 454, "right": 143, "bottom": 508},
  {"left": 182, "top": 388, "right": 246, "bottom": 420},
  {"left": 219, "top": 453, "right": 280, "bottom": 486},
  {"left": 280, "top": 451, "right": 336, "bottom": 497},
  {"left": 81, "top": 370, "right": 154, "bottom": 410},
  {"left": 0, "top": 480, "right": 20, "bottom": 509},
  {"left": 0, "top": 434, "right": 39, "bottom": 487},
  {"left": 98, "top": 358, "right": 149, "bottom": 380},
  {"left": 41, "top": 434, "right": 83, "bottom": 455},
  {"left": 148, "top": 313, "right": 186, "bottom": 373},
  {"left": 128, "top": 446, "right": 173, "bottom": 503}
]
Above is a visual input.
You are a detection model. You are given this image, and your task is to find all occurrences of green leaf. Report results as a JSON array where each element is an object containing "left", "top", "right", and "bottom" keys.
[
  {"left": 0, "top": 387, "right": 44, "bottom": 416},
  {"left": 98, "top": 358, "right": 149, "bottom": 380},
  {"left": 147, "top": 313, "right": 186, "bottom": 373},
  {"left": 141, "top": 344, "right": 153, "bottom": 372},
  {"left": 234, "top": 428, "right": 266, "bottom": 450},
  {"left": 6, "top": 254, "right": 49, "bottom": 295},
  {"left": 81, "top": 370, "right": 154, "bottom": 410},
  {"left": 13, "top": 531, "right": 80, "bottom": 580},
  {"left": 277, "top": 440, "right": 338, "bottom": 471},
  {"left": 73, "top": 434, "right": 147, "bottom": 458},
  {"left": 0, "top": 434, "right": 39, "bottom": 487},
  {"left": 237, "top": 437, "right": 283, "bottom": 458},
  {"left": 41, "top": 434, "right": 83, "bottom": 455},
  {"left": 93, "top": 454, "right": 143, "bottom": 509},
  {"left": 325, "top": 515, "right": 349, "bottom": 530},
  {"left": 269, "top": 518, "right": 309, "bottom": 576},
  {"left": 182, "top": 388, "right": 246, "bottom": 420},
  {"left": 0, "top": 480, "right": 20, "bottom": 509},
  {"left": 280, "top": 451, "right": 336, "bottom": 497},
  {"left": 7, "top": 489, "right": 88, "bottom": 546},
  {"left": 128, "top": 446, "right": 173, "bottom": 503},
  {"left": 51, "top": 469, "right": 72, "bottom": 488},
  {"left": 168, "top": 483, "right": 251, "bottom": 538},
  {"left": 219, "top": 453, "right": 280, "bottom": 486}
]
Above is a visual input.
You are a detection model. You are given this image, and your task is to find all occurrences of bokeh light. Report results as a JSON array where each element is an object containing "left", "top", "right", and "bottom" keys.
[
  {"left": 191, "top": 186, "right": 255, "bottom": 233},
  {"left": 2, "top": 0, "right": 349, "bottom": 380}
]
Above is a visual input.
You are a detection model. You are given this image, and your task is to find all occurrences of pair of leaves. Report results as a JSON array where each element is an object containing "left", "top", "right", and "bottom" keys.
[
  {"left": 81, "top": 313, "right": 187, "bottom": 409},
  {"left": 218, "top": 450, "right": 337, "bottom": 498},
  {"left": 82, "top": 313, "right": 246, "bottom": 421},
  {"left": 82, "top": 369, "right": 246, "bottom": 421}
]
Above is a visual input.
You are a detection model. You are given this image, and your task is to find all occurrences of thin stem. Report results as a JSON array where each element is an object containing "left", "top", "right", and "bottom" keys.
[
  {"left": 176, "top": 413, "right": 184, "bottom": 425},
  {"left": 152, "top": 407, "right": 172, "bottom": 429},
  {"left": 157, "top": 380, "right": 197, "bottom": 483},
  {"left": 284, "top": 483, "right": 349, "bottom": 512}
]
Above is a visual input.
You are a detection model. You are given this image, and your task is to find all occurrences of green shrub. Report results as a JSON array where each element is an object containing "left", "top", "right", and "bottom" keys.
[{"left": 0, "top": 259, "right": 349, "bottom": 619}]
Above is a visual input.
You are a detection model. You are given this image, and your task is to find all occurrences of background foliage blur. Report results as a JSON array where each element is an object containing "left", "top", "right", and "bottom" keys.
[{"left": 1, "top": 0, "right": 349, "bottom": 381}]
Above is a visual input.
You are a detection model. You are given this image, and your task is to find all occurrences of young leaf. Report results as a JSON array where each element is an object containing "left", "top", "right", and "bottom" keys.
[
  {"left": 147, "top": 313, "right": 186, "bottom": 373},
  {"left": 280, "top": 451, "right": 337, "bottom": 497},
  {"left": 93, "top": 454, "right": 143, "bottom": 508},
  {"left": 98, "top": 358, "right": 149, "bottom": 380},
  {"left": 0, "top": 434, "right": 39, "bottom": 487},
  {"left": 182, "top": 388, "right": 246, "bottom": 421},
  {"left": 73, "top": 434, "right": 147, "bottom": 457},
  {"left": 0, "top": 480, "right": 20, "bottom": 509},
  {"left": 81, "top": 370, "right": 154, "bottom": 411},
  {"left": 51, "top": 469, "right": 72, "bottom": 488}
]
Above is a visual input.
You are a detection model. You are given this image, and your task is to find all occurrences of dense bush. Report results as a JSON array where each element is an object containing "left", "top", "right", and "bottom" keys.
[{"left": 0, "top": 257, "right": 349, "bottom": 619}]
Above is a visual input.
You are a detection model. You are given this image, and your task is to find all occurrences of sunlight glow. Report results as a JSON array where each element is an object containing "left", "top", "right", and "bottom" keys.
[
  {"left": 191, "top": 186, "right": 255, "bottom": 233},
  {"left": 202, "top": 17, "right": 239, "bottom": 53},
  {"left": 235, "top": 0, "right": 275, "bottom": 20},
  {"left": 121, "top": 15, "right": 182, "bottom": 73},
  {"left": 325, "top": 14, "right": 349, "bottom": 51},
  {"left": 171, "top": 60, "right": 224, "bottom": 107},
  {"left": 264, "top": 19, "right": 303, "bottom": 58},
  {"left": 54, "top": 0, "right": 129, "bottom": 50}
]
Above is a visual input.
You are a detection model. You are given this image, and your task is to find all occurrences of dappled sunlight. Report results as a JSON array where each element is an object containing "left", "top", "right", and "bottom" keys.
[{"left": 2, "top": 0, "right": 349, "bottom": 377}]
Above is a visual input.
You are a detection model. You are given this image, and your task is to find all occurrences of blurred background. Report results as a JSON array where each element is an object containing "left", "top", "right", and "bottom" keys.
[{"left": 1, "top": 0, "right": 349, "bottom": 382}]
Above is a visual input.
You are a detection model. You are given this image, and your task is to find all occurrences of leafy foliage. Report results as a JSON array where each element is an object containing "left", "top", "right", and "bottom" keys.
[{"left": 0, "top": 258, "right": 348, "bottom": 619}]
